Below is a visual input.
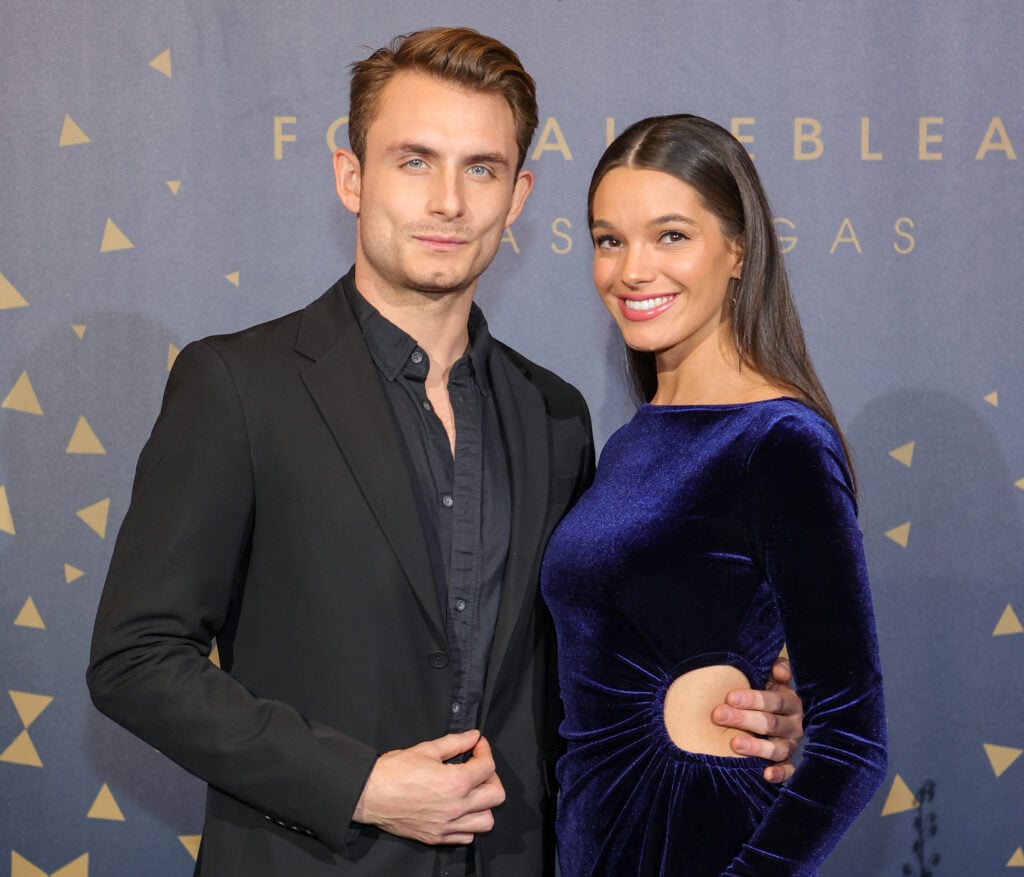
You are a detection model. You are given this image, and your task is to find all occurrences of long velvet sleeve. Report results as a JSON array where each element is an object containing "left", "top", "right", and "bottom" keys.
[{"left": 725, "top": 414, "right": 888, "bottom": 875}]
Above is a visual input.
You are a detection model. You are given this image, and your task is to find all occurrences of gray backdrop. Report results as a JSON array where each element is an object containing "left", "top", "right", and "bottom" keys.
[{"left": 2, "top": 2, "right": 1022, "bottom": 874}]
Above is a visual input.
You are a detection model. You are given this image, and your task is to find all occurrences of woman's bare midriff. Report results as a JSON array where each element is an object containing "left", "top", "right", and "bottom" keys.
[{"left": 663, "top": 665, "right": 751, "bottom": 756}]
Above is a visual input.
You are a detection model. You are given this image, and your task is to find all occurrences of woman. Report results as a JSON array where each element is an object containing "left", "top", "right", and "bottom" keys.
[{"left": 541, "top": 115, "right": 887, "bottom": 876}]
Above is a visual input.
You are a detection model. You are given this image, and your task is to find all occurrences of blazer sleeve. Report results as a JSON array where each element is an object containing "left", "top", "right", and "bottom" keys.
[
  {"left": 725, "top": 414, "right": 888, "bottom": 876},
  {"left": 86, "top": 339, "right": 377, "bottom": 853}
]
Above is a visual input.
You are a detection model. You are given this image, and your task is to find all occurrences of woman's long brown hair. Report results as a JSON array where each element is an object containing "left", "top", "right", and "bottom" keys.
[{"left": 588, "top": 114, "right": 856, "bottom": 488}]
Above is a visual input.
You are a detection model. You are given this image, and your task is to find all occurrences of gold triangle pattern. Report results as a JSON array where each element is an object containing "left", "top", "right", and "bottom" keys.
[
  {"left": 1008, "top": 847, "right": 1024, "bottom": 867},
  {"left": 2, "top": 372, "right": 43, "bottom": 415},
  {"left": 994, "top": 604, "right": 1023, "bottom": 636},
  {"left": 888, "top": 441, "right": 915, "bottom": 467},
  {"left": 87, "top": 782, "right": 126, "bottom": 821},
  {"left": 64, "top": 563, "right": 85, "bottom": 583},
  {"left": 168, "top": 343, "right": 180, "bottom": 371},
  {"left": 985, "top": 391, "right": 999, "bottom": 407},
  {"left": 14, "top": 597, "right": 45, "bottom": 629},
  {"left": 150, "top": 48, "right": 172, "bottom": 77},
  {"left": 0, "top": 485, "right": 15, "bottom": 535},
  {"left": 51, "top": 854, "right": 90, "bottom": 877},
  {"left": 100, "top": 218, "right": 134, "bottom": 252},
  {"left": 0, "top": 272, "right": 29, "bottom": 309},
  {"left": 59, "top": 114, "right": 90, "bottom": 146},
  {"left": 10, "top": 850, "right": 48, "bottom": 877},
  {"left": 179, "top": 835, "right": 202, "bottom": 860},
  {"left": 209, "top": 640, "right": 221, "bottom": 668},
  {"left": 0, "top": 729, "right": 42, "bottom": 767},
  {"left": 11, "top": 690, "right": 53, "bottom": 727},
  {"left": 984, "top": 743, "right": 1023, "bottom": 778},
  {"left": 225, "top": 271, "right": 240, "bottom": 287},
  {"left": 166, "top": 180, "right": 181, "bottom": 195},
  {"left": 1016, "top": 477, "right": 1024, "bottom": 490},
  {"left": 66, "top": 415, "right": 107, "bottom": 454},
  {"left": 885, "top": 521, "right": 911, "bottom": 548},
  {"left": 1, "top": 692, "right": 53, "bottom": 767},
  {"left": 76, "top": 497, "right": 110, "bottom": 538},
  {"left": 72, "top": 324, "right": 86, "bottom": 339},
  {"left": 880, "top": 773, "right": 918, "bottom": 815}
]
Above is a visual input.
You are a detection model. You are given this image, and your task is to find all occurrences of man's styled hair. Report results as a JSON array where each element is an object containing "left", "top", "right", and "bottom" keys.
[{"left": 348, "top": 27, "right": 538, "bottom": 172}]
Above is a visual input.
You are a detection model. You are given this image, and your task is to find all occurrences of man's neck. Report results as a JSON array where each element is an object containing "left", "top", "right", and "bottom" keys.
[{"left": 353, "top": 268, "right": 475, "bottom": 376}]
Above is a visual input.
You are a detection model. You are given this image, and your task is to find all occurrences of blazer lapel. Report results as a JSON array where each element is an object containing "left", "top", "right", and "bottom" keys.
[
  {"left": 294, "top": 282, "right": 445, "bottom": 643},
  {"left": 481, "top": 348, "right": 550, "bottom": 714}
]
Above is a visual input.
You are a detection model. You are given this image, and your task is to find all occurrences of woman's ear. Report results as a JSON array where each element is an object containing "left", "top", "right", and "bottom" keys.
[{"left": 731, "top": 235, "right": 745, "bottom": 279}]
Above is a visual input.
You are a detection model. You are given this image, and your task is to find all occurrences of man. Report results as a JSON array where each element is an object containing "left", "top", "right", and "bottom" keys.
[{"left": 87, "top": 27, "right": 802, "bottom": 876}]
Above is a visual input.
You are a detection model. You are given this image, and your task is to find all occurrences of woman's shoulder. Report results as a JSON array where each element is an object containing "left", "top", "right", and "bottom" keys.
[
  {"left": 748, "top": 398, "right": 841, "bottom": 449},
  {"left": 744, "top": 399, "right": 853, "bottom": 495}
]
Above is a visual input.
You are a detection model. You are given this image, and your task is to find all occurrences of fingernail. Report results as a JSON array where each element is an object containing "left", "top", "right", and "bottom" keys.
[{"left": 733, "top": 737, "right": 751, "bottom": 754}]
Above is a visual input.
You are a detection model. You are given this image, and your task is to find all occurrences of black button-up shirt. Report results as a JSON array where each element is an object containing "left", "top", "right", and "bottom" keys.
[{"left": 343, "top": 275, "right": 510, "bottom": 733}]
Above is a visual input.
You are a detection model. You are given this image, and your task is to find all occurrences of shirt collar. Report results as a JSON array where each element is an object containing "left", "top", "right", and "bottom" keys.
[{"left": 341, "top": 269, "right": 493, "bottom": 394}]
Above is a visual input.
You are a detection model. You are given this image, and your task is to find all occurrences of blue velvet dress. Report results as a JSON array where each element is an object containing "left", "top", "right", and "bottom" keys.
[{"left": 540, "top": 399, "right": 887, "bottom": 876}]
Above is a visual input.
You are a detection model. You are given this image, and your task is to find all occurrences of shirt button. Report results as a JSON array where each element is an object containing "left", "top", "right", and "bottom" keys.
[
  {"left": 450, "top": 702, "right": 461, "bottom": 715},
  {"left": 428, "top": 651, "right": 449, "bottom": 669},
  {"left": 422, "top": 399, "right": 432, "bottom": 411},
  {"left": 410, "top": 350, "right": 424, "bottom": 364},
  {"left": 455, "top": 599, "right": 466, "bottom": 612},
  {"left": 441, "top": 494, "right": 454, "bottom": 508}
]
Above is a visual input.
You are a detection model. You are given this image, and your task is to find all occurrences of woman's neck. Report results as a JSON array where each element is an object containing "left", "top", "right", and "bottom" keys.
[{"left": 650, "top": 332, "right": 784, "bottom": 406}]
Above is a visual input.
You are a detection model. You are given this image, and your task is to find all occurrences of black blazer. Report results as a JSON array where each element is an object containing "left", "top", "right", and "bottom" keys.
[{"left": 87, "top": 275, "right": 595, "bottom": 876}]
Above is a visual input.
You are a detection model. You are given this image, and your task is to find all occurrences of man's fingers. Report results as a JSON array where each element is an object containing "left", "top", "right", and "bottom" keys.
[
  {"left": 724, "top": 687, "right": 796, "bottom": 716},
  {"left": 768, "top": 655, "right": 793, "bottom": 685},
  {"left": 763, "top": 762, "right": 796, "bottom": 784},
  {"left": 413, "top": 729, "right": 482, "bottom": 763},
  {"left": 459, "top": 735, "right": 499, "bottom": 788},
  {"left": 730, "top": 731, "right": 797, "bottom": 762},
  {"left": 465, "top": 767, "right": 506, "bottom": 811},
  {"left": 469, "top": 733, "right": 492, "bottom": 759},
  {"left": 354, "top": 731, "right": 506, "bottom": 846},
  {"left": 714, "top": 703, "right": 804, "bottom": 740},
  {"left": 712, "top": 700, "right": 782, "bottom": 737},
  {"left": 713, "top": 701, "right": 780, "bottom": 735},
  {"left": 446, "top": 805, "right": 498, "bottom": 836},
  {"left": 709, "top": 672, "right": 805, "bottom": 787}
]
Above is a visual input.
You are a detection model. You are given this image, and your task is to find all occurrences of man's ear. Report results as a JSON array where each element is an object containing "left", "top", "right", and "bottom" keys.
[
  {"left": 333, "top": 149, "right": 362, "bottom": 214},
  {"left": 503, "top": 168, "right": 535, "bottom": 228}
]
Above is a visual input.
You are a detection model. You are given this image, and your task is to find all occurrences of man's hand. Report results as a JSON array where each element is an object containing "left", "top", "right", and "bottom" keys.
[
  {"left": 711, "top": 656, "right": 804, "bottom": 783},
  {"left": 352, "top": 730, "right": 505, "bottom": 845}
]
